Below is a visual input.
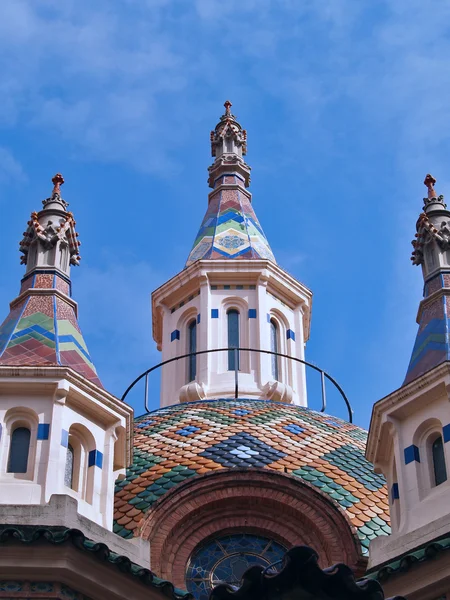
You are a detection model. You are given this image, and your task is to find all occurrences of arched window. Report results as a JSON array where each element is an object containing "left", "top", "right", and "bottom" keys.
[
  {"left": 65, "top": 444, "right": 74, "bottom": 489},
  {"left": 432, "top": 435, "right": 447, "bottom": 486},
  {"left": 7, "top": 427, "right": 31, "bottom": 473},
  {"left": 188, "top": 319, "right": 197, "bottom": 382},
  {"left": 227, "top": 309, "right": 240, "bottom": 371},
  {"left": 270, "top": 319, "right": 279, "bottom": 381}
]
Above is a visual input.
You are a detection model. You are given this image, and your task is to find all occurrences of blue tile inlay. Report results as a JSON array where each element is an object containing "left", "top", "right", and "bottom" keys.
[
  {"left": 176, "top": 426, "right": 200, "bottom": 436},
  {"left": 248, "top": 309, "right": 257, "bottom": 319},
  {"left": 287, "top": 329, "right": 296, "bottom": 341},
  {"left": 37, "top": 423, "right": 50, "bottom": 440},
  {"left": 285, "top": 424, "right": 305, "bottom": 435},
  {"left": 88, "top": 449, "right": 103, "bottom": 469},
  {"left": 61, "top": 429, "right": 69, "bottom": 448},
  {"left": 404, "top": 444, "right": 420, "bottom": 464},
  {"left": 267, "top": 313, "right": 271, "bottom": 323},
  {"left": 197, "top": 314, "right": 201, "bottom": 324},
  {"left": 171, "top": 329, "right": 180, "bottom": 342},
  {"left": 234, "top": 409, "right": 250, "bottom": 416},
  {"left": 391, "top": 483, "right": 399, "bottom": 501},
  {"left": 200, "top": 433, "right": 286, "bottom": 468},
  {"left": 211, "top": 309, "right": 219, "bottom": 319},
  {"left": 443, "top": 423, "right": 450, "bottom": 443}
]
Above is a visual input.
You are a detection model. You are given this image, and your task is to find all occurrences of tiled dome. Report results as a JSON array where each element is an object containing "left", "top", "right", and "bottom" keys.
[{"left": 114, "top": 399, "right": 390, "bottom": 554}]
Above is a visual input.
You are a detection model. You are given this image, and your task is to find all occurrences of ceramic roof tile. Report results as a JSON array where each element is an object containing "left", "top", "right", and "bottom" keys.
[{"left": 115, "top": 399, "right": 389, "bottom": 556}]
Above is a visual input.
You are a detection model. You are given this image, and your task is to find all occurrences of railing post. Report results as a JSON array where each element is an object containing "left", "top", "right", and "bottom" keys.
[
  {"left": 320, "top": 371, "right": 327, "bottom": 413},
  {"left": 144, "top": 372, "right": 149, "bottom": 413},
  {"left": 234, "top": 348, "right": 239, "bottom": 399}
]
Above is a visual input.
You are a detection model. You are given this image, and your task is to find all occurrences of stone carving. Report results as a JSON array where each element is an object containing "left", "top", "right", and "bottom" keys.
[{"left": 19, "top": 175, "right": 81, "bottom": 266}]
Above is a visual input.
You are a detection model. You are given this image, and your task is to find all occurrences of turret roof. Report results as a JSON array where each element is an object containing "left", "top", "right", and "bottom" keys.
[
  {"left": 186, "top": 102, "right": 275, "bottom": 267},
  {"left": 0, "top": 175, "right": 101, "bottom": 387}
]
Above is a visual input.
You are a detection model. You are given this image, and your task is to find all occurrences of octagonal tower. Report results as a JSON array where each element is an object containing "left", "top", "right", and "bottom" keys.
[{"left": 152, "top": 102, "right": 312, "bottom": 407}]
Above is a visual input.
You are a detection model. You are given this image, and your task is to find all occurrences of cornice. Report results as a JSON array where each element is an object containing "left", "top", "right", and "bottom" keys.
[{"left": 366, "top": 361, "right": 450, "bottom": 462}]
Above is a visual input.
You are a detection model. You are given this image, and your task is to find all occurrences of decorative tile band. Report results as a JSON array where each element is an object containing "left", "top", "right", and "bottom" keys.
[
  {"left": 248, "top": 309, "right": 257, "bottom": 318},
  {"left": 211, "top": 309, "right": 219, "bottom": 319},
  {"left": 287, "top": 329, "right": 296, "bottom": 341},
  {"left": 170, "top": 290, "right": 201, "bottom": 314},
  {"left": 88, "top": 449, "right": 103, "bottom": 469},
  {"left": 170, "top": 330, "right": 180, "bottom": 342},
  {"left": 37, "top": 423, "right": 50, "bottom": 440},
  {"left": 197, "top": 314, "right": 201, "bottom": 324},
  {"left": 404, "top": 444, "right": 420, "bottom": 464}
]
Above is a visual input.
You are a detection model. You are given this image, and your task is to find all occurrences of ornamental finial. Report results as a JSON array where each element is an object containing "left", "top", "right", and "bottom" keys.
[
  {"left": 224, "top": 100, "right": 232, "bottom": 117},
  {"left": 424, "top": 174, "right": 437, "bottom": 199},
  {"left": 51, "top": 173, "right": 64, "bottom": 196}
]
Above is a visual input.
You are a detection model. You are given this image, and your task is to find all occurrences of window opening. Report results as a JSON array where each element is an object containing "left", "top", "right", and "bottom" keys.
[
  {"left": 432, "top": 435, "right": 447, "bottom": 486},
  {"left": 227, "top": 309, "right": 240, "bottom": 371},
  {"left": 270, "top": 319, "right": 279, "bottom": 380},
  {"left": 7, "top": 427, "right": 31, "bottom": 473},
  {"left": 65, "top": 443, "right": 74, "bottom": 489},
  {"left": 188, "top": 319, "right": 197, "bottom": 382}
]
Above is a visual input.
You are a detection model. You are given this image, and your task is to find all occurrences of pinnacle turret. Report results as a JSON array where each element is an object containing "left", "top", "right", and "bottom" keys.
[
  {"left": 186, "top": 101, "right": 275, "bottom": 266},
  {"left": 0, "top": 175, "right": 101, "bottom": 386},
  {"left": 405, "top": 174, "right": 450, "bottom": 384}
]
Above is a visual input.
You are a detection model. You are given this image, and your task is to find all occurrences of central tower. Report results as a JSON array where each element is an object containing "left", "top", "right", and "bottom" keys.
[{"left": 152, "top": 102, "right": 312, "bottom": 407}]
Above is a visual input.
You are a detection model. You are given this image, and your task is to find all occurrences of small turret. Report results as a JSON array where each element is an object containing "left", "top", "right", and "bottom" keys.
[
  {"left": 0, "top": 175, "right": 133, "bottom": 529},
  {"left": 406, "top": 174, "right": 450, "bottom": 383}
]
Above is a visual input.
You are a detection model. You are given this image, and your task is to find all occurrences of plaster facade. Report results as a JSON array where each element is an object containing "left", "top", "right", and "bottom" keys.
[
  {"left": 152, "top": 260, "right": 312, "bottom": 407},
  {"left": 0, "top": 366, "right": 133, "bottom": 529}
]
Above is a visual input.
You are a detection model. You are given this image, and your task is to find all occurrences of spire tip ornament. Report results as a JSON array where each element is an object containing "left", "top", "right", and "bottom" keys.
[
  {"left": 51, "top": 173, "right": 64, "bottom": 196},
  {"left": 224, "top": 100, "right": 232, "bottom": 116},
  {"left": 424, "top": 174, "right": 437, "bottom": 199}
]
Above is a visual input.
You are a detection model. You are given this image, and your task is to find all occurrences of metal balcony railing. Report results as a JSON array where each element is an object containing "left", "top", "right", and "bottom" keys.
[{"left": 121, "top": 347, "right": 353, "bottom": 422}]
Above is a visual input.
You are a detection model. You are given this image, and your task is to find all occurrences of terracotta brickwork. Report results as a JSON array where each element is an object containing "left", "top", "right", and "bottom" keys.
[{"left": 139, "top": 469, "right": 365, "bottom": 588}]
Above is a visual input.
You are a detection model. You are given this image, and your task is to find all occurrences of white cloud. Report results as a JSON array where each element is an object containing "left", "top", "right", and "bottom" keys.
[{"left": 0, "top": 147, "right": 25, "bottom": 185}]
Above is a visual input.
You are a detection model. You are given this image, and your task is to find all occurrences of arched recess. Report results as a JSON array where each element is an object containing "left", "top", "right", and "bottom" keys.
[
  {"left": 268, "top": 309, "right": 291, "bottom": 385},
  {"left": 65, "top": 423, "right": 96, "bottom": 504},
  {"left": 113, "top": 425, "right": 127, "bottom": 471},
  {"left": 413, "top": 417, "right": 447, "bottom": 497},
  {"left": 137, "top": 469, "right": 364, "bottom": 588},
  {"left": 221, "top": 297, "right": 249, "bottom": 373},
  {"left": 3, "top": 407, "right": 39, "bottom": 480},
  {"left": 176, "top": 307, "right": 199, "bottom": 387}
]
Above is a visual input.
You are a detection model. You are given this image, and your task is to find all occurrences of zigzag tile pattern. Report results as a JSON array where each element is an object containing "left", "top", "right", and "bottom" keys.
[
  {"left": 404, "top": 293, "right": 450, "bottom": 384},
  {"left": 186, "top": 178, "right": 275, "bottom": 266},
  {"left": 114, "top": 399, "right": 390, "bottom": 554},
  {"left": 0, "top": 272, "right": 101, "bottom": 387}
]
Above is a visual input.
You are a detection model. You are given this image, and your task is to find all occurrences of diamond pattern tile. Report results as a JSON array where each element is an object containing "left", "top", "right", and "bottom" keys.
[{"left": 114, "top": 399, "right": 390, "bottom": 554}]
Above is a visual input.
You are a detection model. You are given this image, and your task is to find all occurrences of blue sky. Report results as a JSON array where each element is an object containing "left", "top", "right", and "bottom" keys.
[{"left": 0, "top": 0, "right": 449, "bottom": 427}]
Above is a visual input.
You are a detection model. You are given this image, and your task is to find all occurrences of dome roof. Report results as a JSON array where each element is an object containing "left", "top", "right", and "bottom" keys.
[{"left": 114, "top": 399, "right": 390, "bottom": 554}]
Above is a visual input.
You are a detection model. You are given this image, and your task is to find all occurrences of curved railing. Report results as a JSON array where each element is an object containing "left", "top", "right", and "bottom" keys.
[{"left": 121, "top": 347, "right": 353, "bottom": 422}]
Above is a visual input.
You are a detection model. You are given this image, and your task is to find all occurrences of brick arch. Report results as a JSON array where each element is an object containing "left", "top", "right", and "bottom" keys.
[{"left": 138, "top": 469, "right": 365, "bottom": 588}]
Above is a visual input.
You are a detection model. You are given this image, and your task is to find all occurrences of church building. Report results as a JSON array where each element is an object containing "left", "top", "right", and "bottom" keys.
[{"left": 0, "top": 102, "right": 447, "bottom": 600}]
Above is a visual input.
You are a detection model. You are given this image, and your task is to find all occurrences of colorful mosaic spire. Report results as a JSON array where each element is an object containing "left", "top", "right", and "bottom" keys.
[
  {"left": 186, "top": 101, "right": 275, "bottom": 266},
  {"left": 0, "top": 175, "right": 102, "bottom": 387},
  {"left": 405, "top": 175, "right": 450, "bottom": 384}
]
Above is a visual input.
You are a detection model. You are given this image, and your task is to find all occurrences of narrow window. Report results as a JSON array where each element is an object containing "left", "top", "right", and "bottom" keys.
[
  {"left": 432, "top": 436, "right": 447, "bottom": 486},
  {"left": 65, "top": 443, "right": 74, "bottom": 488},
  {"left": 188, "top": 319, "right": 197, "bottom": 382},
  {"left": 270, "top": 319, "right": 279, "bottom": 380},
  {"left": 7, "top": 427, "right": 31, "bottom": 473},
  {"left": 227, "top": 309, "right": 240, "bottom": 371}
]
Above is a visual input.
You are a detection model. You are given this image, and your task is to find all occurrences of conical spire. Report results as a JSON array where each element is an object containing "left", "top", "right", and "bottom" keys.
[
  {"left": 186, "top": 101, "right": 275, "bottom": 266},
  {"left": 0, "top": 175, "right": 101, "bottom": 387},
  {"left": 405, "top": 174, "right": 450, "bottom": 384}
]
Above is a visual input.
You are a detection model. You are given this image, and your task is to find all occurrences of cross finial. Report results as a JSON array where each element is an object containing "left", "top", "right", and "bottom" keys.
[
  {"left": 424, "top": 174, "right": 437, "bottom": 199},
  {"left": 224, "top": 100, "right": 232, "bottom": 117},
  {"left": 51, "top": 173, "right": 64, "bottom": 196}
]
